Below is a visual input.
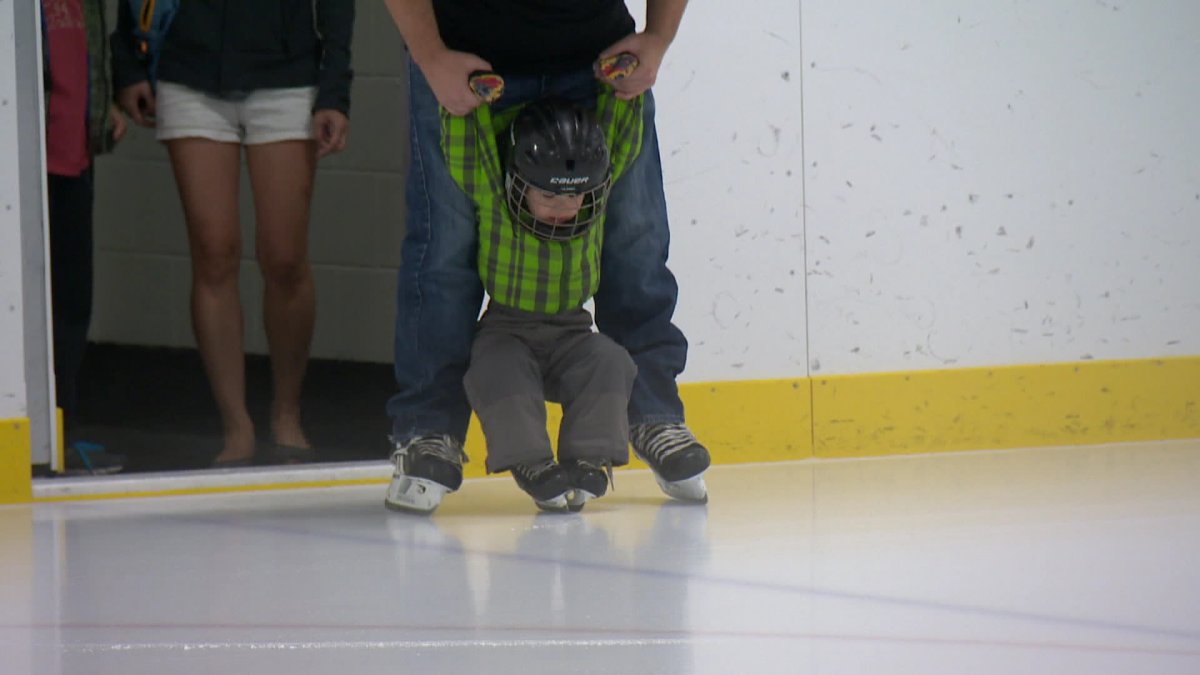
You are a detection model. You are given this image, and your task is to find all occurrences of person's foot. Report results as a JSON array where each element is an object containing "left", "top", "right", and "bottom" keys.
[
  {"left": 385, "top": 435, "right": 468, "bottom": 514},
  {"left": 65, "top": 441, "right": 126, "bottom": 475},
  {"left": 265, "top": 422, "right": 314, "bottom": 465},
  {"left": 511, "top": 459, "right": 572, "bottom": 513},
  {"left": 212, "top": 425, "right": 256, "bottom": 467},
  {"left": 631, "top": 423, "right": 710, "bottom": 503},
  {"left": 270, "top": 407, "right": 311, "bottom": 451},
  {"left": 562, "top": 458, "right": 612, "bottom": 512}
]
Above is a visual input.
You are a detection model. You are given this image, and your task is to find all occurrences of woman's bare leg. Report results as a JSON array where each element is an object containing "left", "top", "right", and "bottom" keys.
[
  {"left": 245, "top": 140, "right": 318, "bottom": 451},
  {"left": 166, "top": 138, "right": 255, "bottom": 463}
]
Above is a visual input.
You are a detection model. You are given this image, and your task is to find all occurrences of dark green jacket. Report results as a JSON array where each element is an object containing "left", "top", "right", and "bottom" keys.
[
  {"left": 42, "top": 0, "right": 116, "bottom": 156},
  {"left": 111, "top": 0, "right": 354, "bottom": 115}
]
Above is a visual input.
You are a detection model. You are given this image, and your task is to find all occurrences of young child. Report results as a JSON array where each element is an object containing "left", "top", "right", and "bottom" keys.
[
  {"left": 386, "top": 94, "right": 644, "bottom": 513},
  {"left": 42, "top": 0, "right": 128, "bottom": 474}
]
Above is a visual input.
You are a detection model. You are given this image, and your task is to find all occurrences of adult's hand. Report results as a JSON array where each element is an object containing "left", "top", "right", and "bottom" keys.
[
  {"left": 420, "top": 48, "right": 494, "bottom": 116},
  {"left": 108, "top": 103, "right": 128, "bottom": 145},
  {"left": 313, "top": 109, "right": 350, "bottom": 158},
  {"left": 598, "top": 32, "right": 670, "bottom": 100},
  {"left": 116, "top": 82, "right": 157, "bottom": 127}
]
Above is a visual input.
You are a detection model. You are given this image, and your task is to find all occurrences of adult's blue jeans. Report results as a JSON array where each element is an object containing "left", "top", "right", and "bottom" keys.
[{"left": 388, "top": 58, "right": 688, "bottom": 444}]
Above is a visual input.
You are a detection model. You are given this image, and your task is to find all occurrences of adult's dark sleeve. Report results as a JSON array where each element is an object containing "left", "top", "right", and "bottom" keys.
[
  {"left": 108, "top": 0, "right": 148, "bottom": 90},
  {"left": 314, "top": 0, "right": 355, "bottom": 115}
]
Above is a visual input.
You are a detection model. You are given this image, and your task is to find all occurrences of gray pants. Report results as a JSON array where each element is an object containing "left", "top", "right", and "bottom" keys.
[{"left": 464, "top": 304, "right": 638, "bottom": 474}]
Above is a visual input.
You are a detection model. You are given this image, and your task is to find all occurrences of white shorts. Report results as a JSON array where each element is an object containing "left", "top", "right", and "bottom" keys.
[{"left": 155, "top": 81, "right": 317, "bottom": 145}]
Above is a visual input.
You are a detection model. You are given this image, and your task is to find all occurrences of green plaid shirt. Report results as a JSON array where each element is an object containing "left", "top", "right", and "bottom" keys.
[{"left": 441, "top": 92, "right": 643, "bottom": 314}]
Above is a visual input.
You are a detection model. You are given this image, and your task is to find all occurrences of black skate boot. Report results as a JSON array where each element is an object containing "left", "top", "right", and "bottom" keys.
[
  {"left": 563, "top": 459, "right": 613, "bottom": 512},
  {"left": 511, "top": 459, "right": 572, "bottom": 513},
  {"left": 385, "top": 435, "right": 468, "bottom": 514},
  {"left": 631, "top": 423, "right": 710, "bottom": 504}
]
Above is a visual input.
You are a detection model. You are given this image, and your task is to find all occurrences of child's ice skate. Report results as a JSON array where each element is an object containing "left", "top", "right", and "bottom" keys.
[
  {"left": 563, "top": 458, "right": 613, "bottom": 512},
  {"left": 385, "top": 435, "right": 468, "bottom": 514},
  {"left": 511, "top": 459, "right": 572, "bottom": 513},
  {"left": 631, "top": 423, "right": 711, "bottom": 504}
]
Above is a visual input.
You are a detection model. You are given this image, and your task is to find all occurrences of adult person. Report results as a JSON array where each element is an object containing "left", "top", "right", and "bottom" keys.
[
  {"left": 112, "top": 0, "right": 354, "bottom": 466},
  {"left": 383, "top": 0, "right": 709, "bottom": 511}
]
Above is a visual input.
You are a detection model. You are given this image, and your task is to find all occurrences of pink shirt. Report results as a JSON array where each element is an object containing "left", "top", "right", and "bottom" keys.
[{"left": 43, "top": 0, "right": 91, "bottom": 177}]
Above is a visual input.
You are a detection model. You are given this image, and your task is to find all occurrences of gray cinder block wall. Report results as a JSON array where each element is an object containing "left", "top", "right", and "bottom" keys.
[{"left": 91, "top": 2, "right": 410, "bottom": 363}]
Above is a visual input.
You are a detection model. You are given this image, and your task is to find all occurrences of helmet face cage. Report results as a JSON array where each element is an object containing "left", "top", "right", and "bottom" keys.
[
  {"left": 505, "top": 171, "right": 612, "bottom": 242},
  {"left": 504, "top": 100, "right": 612, "bottom": 242}
]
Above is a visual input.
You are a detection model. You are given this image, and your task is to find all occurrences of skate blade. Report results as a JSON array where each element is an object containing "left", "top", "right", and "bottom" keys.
[
  {"left": 385, "top": 476, "right": 451, "bottom": 514},
  {"left": 567, "top": 489, "right": 601, "bottom": 513},
  {"left": 656, "top": 474, "right": 708, "bottom": 504},
  {"left": 534, "top": 493, "right": 571, "bottom": 513}
]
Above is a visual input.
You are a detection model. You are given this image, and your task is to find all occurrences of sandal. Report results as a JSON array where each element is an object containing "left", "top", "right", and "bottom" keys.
[{"left": 261, "top": 441, "right": 316, "bottom": 465}]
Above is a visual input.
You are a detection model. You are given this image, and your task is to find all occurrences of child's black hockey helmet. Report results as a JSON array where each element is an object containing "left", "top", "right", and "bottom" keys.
[{"left": 505, "top": 98, "right": 612, "bottom": 241}]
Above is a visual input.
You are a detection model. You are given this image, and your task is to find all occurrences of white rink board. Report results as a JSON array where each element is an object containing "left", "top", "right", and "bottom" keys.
[
  {"left": 0, "top": 0, "right": 29, "bottom": 418},
  {"left": 800, "top": 0, "right": 1200, "bottom": 375},
  {"left": 633, "top": 0, "right": 807, "bottom": 383}
]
